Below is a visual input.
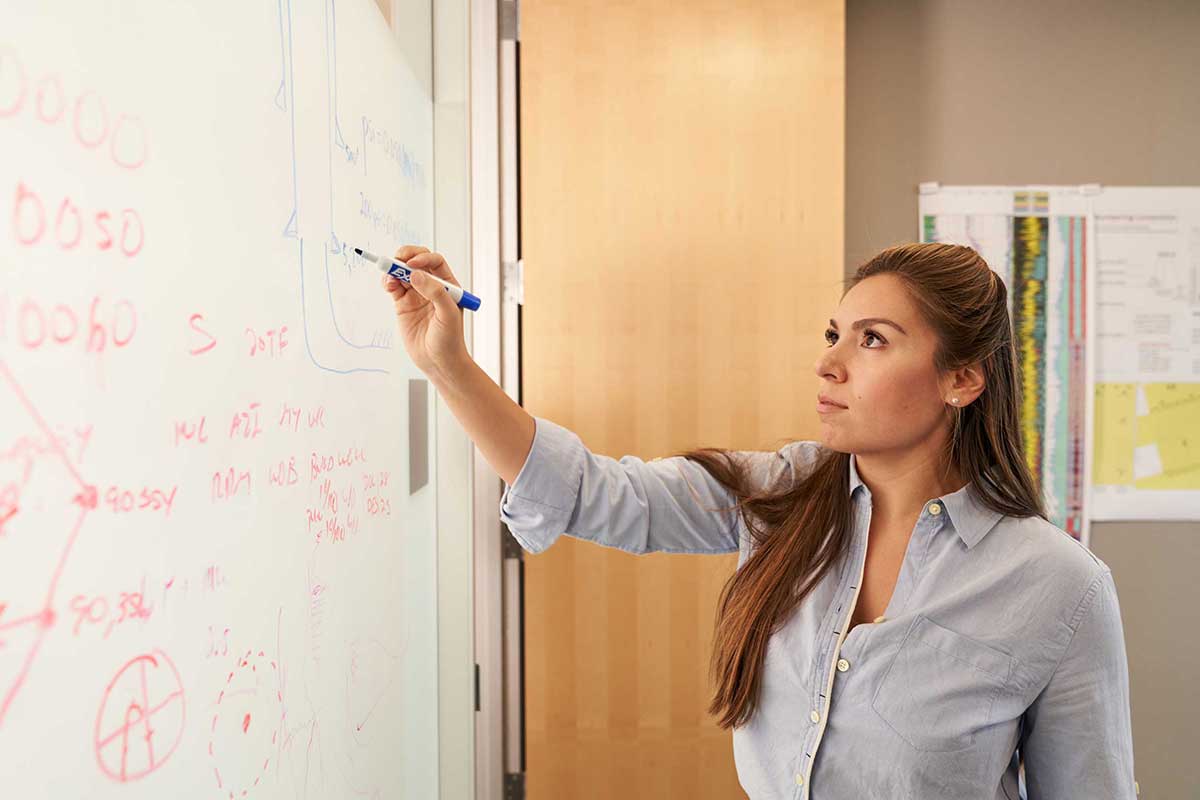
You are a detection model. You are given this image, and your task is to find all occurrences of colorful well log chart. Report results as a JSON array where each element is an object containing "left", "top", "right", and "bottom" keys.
[
  {"left": 0, "top": 2, "right": 441, "bottom": 797},
  {"left": 920, "top": 185, "right": 1096, "bottom": 541},
  {"left": 921, "top": 184, "right": 1200, "bottom": 528}
]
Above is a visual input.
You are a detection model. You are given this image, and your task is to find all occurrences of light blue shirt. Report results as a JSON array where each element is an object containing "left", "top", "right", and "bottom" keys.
[{"left": 500, "top": 417, "right": 1137, "bottom": 800}]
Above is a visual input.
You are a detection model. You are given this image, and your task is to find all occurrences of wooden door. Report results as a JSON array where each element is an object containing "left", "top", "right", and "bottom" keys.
[{"left": 520, "top": 2, "right": 845, "bottom": 796}]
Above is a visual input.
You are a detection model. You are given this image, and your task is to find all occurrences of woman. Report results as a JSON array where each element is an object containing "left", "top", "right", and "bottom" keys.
[{"left": 382, "top": 242, "right": 1136, "bottom": 799}]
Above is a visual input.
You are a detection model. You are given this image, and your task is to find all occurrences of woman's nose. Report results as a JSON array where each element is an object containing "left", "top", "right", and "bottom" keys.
[{"left": 814, "top": 348, "right": 842, "bottom": 380}]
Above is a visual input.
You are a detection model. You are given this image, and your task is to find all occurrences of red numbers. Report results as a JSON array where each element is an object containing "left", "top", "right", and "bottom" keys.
[
  {"left": 70, "top": 585, "right": 153, "bottom": 638},
  {"left": 365, "top": 496, "right": 391, "bottom": 517},
  {"left": 307, "top": 477, "right": 361, "bottom": 543},
  {"left": 0, "top": 48, "right": 149, "bottom": 170},
  {"left": 2, "top": 295, "right": 136, "bottom": 355},
  {"left": 363, "top": 471, "right": 391, "bottom": 517},
  {"left": 12, "top": 181, "right": 144, "bottom": 256},
  {"left": 101, "top": 485, "right": 178, "bottom": 517},
  {"left": 245, "top": 325, "right": 289, "bottom": 358}
]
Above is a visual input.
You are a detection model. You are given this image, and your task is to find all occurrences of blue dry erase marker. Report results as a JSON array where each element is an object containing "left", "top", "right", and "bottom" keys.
[{"left": 355, "top": 246, "right": 482, "bottom": 312}]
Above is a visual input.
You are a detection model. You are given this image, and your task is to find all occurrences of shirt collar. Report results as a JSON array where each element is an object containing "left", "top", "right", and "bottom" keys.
[{"left": 848, "top": 452, "right": 1003, "bottom": 550}]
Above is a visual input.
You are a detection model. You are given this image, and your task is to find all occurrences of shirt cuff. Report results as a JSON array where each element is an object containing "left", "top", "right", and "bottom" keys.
[{"left": 499, "top": 416, "right": 585, "bottom": 554}]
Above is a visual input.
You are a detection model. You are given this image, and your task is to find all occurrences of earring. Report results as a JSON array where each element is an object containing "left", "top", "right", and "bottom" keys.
[{"left": 950, "top": 397, "right": 960, "bottom": 405}]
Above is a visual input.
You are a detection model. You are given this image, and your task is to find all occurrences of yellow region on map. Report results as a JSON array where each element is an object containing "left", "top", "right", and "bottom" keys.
[{"left": 1093, "top": 382, "right": 1200, "bottom": 489}]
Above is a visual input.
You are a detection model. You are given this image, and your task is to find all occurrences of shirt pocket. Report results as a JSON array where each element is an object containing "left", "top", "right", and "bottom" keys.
[{"left": 870, "top": 614, "right": 1015, "bottom": 753}]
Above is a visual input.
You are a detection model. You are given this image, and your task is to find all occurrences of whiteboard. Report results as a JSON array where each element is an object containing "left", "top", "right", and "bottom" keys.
[{"left": 0, "top": 1, "right": 443, "bottom": 797}]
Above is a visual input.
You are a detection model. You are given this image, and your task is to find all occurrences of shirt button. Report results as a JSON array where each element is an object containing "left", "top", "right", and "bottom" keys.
[
  {"left": 810, "top": 709, "right": 820, "bottom": 723},
  {"left": 795, "top": 773, "right": 805, "bottom": 786},
  {"left": 928, "top": 502, "right": 942, "bottom": 515},
  {"left": 837, "top": 658, "right": 850, "bottom": 672}
]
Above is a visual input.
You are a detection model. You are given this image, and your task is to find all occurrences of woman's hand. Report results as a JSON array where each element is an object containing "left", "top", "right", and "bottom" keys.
[{"left": 379, "top": 245, "right": 470, "bottom": 374}]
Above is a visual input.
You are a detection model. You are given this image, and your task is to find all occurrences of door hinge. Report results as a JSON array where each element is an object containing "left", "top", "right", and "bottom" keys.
[
  {"left": 504, "top": 772, "right": 526, "bottom": 800},
  {"left": 474, "top": 662, "right": 481, "bottom": 711},
  {"left": 502, "top": 258, "right": 524, "bottom": 306}
]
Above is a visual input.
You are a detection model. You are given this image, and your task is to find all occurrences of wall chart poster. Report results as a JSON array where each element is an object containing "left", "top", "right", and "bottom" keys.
[
  {"left": 1088, "top": 188, "right": 1200, "bottom": 522},
  {"left": 919, "top": 185, "right": 1094, "bottom": 542},
  {"left": 920, "top": 184, "right": 1200, "bottom": 530}
]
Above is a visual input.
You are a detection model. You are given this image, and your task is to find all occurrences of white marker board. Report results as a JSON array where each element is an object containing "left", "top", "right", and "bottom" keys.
[{"left": 0, "top": 1, "right": 444, "bottom": 797}]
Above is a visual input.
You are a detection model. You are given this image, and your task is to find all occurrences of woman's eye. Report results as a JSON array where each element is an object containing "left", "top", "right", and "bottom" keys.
[{"left": 824, "top": 328, "right": 886, "bottom": 347}]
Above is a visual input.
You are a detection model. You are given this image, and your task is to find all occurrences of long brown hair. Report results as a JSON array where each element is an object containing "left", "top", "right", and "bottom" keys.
[{"left": 678, "top": 242, "right": 1047, "bottom": 730}]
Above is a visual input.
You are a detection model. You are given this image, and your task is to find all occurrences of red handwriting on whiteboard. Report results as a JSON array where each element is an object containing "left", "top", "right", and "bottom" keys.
[
  {"left": 0, "top": 48, "right": 149, "bottom": 170},
  {"left": 228, "top": 402, "right": 262, "bottom": 440},
  {"left": 203, "top": 566, "right": 228, "bottom": 592},
  {"left": 363, "top": 471, "right": 392, "bottom": 517},
  {"left": 278, "top": 402, "right": 325, "bottom": 432},
  {"left": 268, "top": 456, "right": 299, "bottom": 488},
  {"left": 12, "top": 182, "right": 144, "bottom": 256},
  {"left": 1, "top": 295, "right": 136, "bottom": 354},
  {"left": 69, "top": 584, "right": 152, "bottom": 638},
  {"left": 245, "top": 325, "right": 289, "bottom": 358},
  {"left": 188, "top": 313, "right": 216, "bottom": 355},
  {"left": 173, "top": 416, "right": 208, "bottom": 447},
  {"left": 307, "top": 478, "right": 360, "bottom": 544},
  {"left": 365, "top": 495, "right": 390, "bottom": 517},
  {"left": 304, "top": 506, "right": 323, "bottom": 537},
  {"left": 101, "top": 485, "right": 178, "bottom": 517},
  {"left": 206, "top": 626, "right": 231, "bottom": 659},
  {"left": 309, "top": 445, "right": 367, "bottom": 481},
  {"left": 211, "top": 468, "right": 252, "bottom": 502}
]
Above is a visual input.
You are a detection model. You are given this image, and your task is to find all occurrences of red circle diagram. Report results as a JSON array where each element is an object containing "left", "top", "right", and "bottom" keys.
[
  {"left": 93, "top": 649, "right": 186, "bottom": 782},
  {"left": 210, "top": 649, "right": 281, "bottom": 797}
]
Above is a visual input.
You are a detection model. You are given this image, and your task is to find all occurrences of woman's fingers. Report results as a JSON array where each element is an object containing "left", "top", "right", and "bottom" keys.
[
  {"left": 394, "top": 245, "right": 430, "bottom": 262},
  {"left": 405, "top": 251, "right": 460, "bottom": 287},
  {"left": 380, "top": 272, "right": 408, "bottom": 297}
]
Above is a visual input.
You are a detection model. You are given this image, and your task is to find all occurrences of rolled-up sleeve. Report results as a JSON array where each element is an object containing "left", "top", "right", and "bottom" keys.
[
  {"left": 1020, "top": 569, "right": 1137, "bottom": 799},
  {"left": 499, "top": 416, "right": 796, "bottom": 556}
]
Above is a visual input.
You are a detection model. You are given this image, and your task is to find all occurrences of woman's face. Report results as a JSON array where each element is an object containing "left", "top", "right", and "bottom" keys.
[{"left": 812, "top": 273, "right": 952, "bottom": 456}]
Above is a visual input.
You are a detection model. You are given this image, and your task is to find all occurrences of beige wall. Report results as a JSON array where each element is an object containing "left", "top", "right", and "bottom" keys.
[{"left": 846, "top": 1, "right": 1200, "bottom": 795}]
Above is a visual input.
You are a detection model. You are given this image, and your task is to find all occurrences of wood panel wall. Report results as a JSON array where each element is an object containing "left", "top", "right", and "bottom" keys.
[{"left": 519, "top": 2, "right": 845, "bottom": 796}]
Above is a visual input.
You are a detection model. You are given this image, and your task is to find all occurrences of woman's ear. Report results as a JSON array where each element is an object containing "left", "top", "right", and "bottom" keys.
[{"left": 943, "top": 362, "right": 985, "bottom": 407}]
